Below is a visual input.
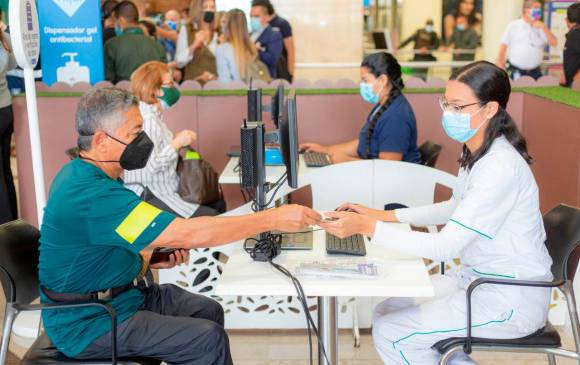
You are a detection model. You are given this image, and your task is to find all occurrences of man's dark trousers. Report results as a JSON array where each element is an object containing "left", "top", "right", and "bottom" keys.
[{"left": 77, "top": 284, "right": 233, "bottom": 365}]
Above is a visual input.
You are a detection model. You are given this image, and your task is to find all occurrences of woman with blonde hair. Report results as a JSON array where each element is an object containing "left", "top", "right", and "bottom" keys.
[
  {"left": 174, "top": 0, "right": 219, "bottom": 83},
  {"left": 216, "top": 9, "right": 270, "bottom": 83},
  {"left": 125, "top": 61, "right": 224, "bottom": 217}
]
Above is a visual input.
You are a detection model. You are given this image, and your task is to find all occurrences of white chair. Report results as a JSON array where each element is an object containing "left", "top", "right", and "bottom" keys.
[
  {"left": 304, "top": 160, "right": 375, "bottom": 212},
  {"left": 371, "top": 160, "right": 457, "bottom": 211}
]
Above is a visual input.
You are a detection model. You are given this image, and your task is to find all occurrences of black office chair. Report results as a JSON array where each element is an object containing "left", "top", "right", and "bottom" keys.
[
  {"left": 418, "top": 140, "right": 442, "bottom": 168},
  {"left": 432, "top": 204, "right": 580, "bottom": 365},
  {"left": 0, "top": 220, "right": 160, "bottom": 365}
]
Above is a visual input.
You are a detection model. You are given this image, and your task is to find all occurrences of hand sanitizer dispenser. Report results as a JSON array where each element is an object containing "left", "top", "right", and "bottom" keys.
[{"left": 57, "top": 52, "right": 90, "bottom": 85}]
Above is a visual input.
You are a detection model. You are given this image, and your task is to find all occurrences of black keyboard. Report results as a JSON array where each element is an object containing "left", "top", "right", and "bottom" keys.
[
  {"left": 326, "top": 233, "right": 367, "bottom": 256},
  {"left": 303, "top": 152, "right": 331, "bottom": 167}
]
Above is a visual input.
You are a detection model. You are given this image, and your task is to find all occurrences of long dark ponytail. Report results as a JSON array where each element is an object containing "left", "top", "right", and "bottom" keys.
[
  {"left": 361, "top": 52, "right": 405, "bottom": 159},
  {"left": 450, "top": 61, "right": 532, "bottom": 169}
]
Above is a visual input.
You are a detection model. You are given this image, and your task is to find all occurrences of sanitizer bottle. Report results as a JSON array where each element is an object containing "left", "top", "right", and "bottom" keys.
[{"left": 57, "top": 52, "right": 90, "bottom": 85}]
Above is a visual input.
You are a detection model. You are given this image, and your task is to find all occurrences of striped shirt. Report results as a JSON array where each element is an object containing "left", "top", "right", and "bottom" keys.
[{"left": 123, "top": 102, "right": 199, "bottom": 217}]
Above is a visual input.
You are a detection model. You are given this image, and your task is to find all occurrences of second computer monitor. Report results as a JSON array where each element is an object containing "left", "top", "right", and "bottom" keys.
[
  {"left": 279, "top": 89, "right": 299, "bottom": 189},
  {"left": 271, "top": 84, "right": 285, "bottom": 128}
]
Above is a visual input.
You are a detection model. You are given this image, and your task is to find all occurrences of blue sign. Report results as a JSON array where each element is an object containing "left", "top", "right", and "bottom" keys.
[{"left": 38, "top": 0, "right": 103, "bottom": 85}]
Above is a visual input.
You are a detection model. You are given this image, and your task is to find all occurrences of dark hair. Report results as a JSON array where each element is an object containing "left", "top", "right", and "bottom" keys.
[
  {"left": 450, "top": 61, "right": 532, "bottom": 169},
  {"left": 360, "top": 52, "right": 405, "bottom": 159},
  {"left": 568, "top": 3, "right": 580, "bottom": 24},
  {"left": 251, "top": 0, "right": 274, "bottom": 15},
  {"left": 139, "top": 20, "right": 156, "bottom": 37},
  {"left": 456, "top": 0, "right": 478, "bottom": 27},
  {"left": 101, "top": 0, "right": 119, "bottom": 21},
  {"left": 114, "top": 1, "right": 139, "bottom": 23}
]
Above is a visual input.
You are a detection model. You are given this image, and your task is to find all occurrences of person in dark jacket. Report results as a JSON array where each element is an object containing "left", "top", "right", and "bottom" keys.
[
  {"left": 250, "top": 1, "right": 283, "bottom": 79},
  {"left": 104, "top": 1, "right": 166, "bottom": 83},
  {"left": 562, "top": 2, "right": 580, "bottom": 87},
  {"left": 399, "top": 19, "right": 440, "bottom": 80}
]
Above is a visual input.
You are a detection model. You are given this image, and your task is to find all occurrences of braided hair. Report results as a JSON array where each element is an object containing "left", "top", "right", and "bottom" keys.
[
  {"left": 450, "top": 61, "right": 533, "bottom": 170},
  {"left": 361, "top": 52, "right": 405, "bottom": 159}
]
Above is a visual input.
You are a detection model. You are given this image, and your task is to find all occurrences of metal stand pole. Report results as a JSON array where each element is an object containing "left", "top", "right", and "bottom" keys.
[{"left": 318, "top": 296, "right": 338, "bottom": 365}]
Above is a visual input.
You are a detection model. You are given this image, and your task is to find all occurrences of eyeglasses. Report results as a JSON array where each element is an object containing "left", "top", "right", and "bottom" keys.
[{"left": 438, "top": 96, "right": 481, "bottom": 113}]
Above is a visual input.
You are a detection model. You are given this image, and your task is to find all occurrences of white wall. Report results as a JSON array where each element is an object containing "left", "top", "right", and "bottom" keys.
[{"left": 271, "top": 0, "right": 363, "bottom": 80}]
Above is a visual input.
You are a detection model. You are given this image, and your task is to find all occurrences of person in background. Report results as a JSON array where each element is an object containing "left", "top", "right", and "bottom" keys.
[
  {"left": 561, "top": 2, "right": 580, "bottom": 87},
  {"left": 101, "top": 0, "right": 119, "bottom": 45},
  {"left": 250, "top": 0, "right": 283, "bottom": 80},
  {"left": 321, "top": 61, "right": 552, "bottom": 365},
  {"left": 447, "top": 15, "right": 480, "bottom": 70},
  {"left": 443, "top": 0, "right": 481, "bottom": 42},
  {"left": 300, "top": 52, "right": 421, "bottom": 164},
  {"left": 0, "top": 25, "right": 17, "bottom": 224},
  {"left": 398, "top": 19, "right": 440, "bottom": 80},
  {"left": 216, "top": 9, "right": 259, "bottom": 83},
  {"left": 158, "top": 10, "right": 181, "bottom": 62},
  {"left": 496, "top": 0, "right": 557, "bottom": 80},
  {"left": 139, "top": 20, "right": 157, "bottom": 40},
  {"left": 253, "top": 0, "right": 295, "bottom": 82},
  {"left": 175, "top": 0, "right": 218, "bottom": 84},
  {"left": 104, "top": 1, "right": 166, "bottom": 83},
  {"left": 125, "top": 61, "right": 224, "bottom": 217}
]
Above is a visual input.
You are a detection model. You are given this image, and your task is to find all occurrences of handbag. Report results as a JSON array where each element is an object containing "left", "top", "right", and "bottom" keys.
[
  {"left": 177, "top": 149, "right": 223, "bottom": 205},
  {"left": 243, "top": 58, "right": 273, "bottom": 84}
]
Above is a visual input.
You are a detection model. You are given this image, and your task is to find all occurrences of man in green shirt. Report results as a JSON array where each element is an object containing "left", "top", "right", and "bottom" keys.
[
  {"left": 104, "top": 1, "right": 165, "bottom": 83},
  {"left": 39, "top": 87, "right": 321, "bottom": 364}
]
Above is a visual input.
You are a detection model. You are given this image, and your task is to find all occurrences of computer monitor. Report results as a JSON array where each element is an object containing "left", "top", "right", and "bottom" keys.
[
  {"left": 279, "top": 90, "right": 299, "bottom": 189},
  {"left": 271, "top": 84, "right": 284, "bottom": 128}
]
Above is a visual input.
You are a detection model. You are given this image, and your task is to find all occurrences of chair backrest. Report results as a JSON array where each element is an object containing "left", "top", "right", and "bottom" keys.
[
  {"left": 418, "top": 140, "right": 443, "bottom": 168},
  {"left": 372, "top": 160, "right": 456, "bottom": 210},
  {"left": 543, "top": 204, "right": 580, "bottom": 282},
  {"left": 0, "top": 220, "right": 41, "bottom": 305},
  {"left": 305, "top": 160, "right": 375, "bottom": 211}
]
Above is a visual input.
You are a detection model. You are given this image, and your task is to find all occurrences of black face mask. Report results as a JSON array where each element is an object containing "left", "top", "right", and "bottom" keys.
[
  {"left": 203, "top": 11, "right": 215, "bottom": 24},
  {"left": 80, "top": 131, "right": 154, "bottom": 171}
]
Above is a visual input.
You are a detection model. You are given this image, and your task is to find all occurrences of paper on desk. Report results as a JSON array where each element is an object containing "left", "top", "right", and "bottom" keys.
[{"left": 294, "top": 258, "right": 387, "bottom": 280}]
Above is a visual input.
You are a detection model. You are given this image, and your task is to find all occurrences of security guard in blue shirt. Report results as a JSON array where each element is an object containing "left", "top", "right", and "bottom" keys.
[{"left": 39, "top": 87, "right": 321, "bottom": 364}]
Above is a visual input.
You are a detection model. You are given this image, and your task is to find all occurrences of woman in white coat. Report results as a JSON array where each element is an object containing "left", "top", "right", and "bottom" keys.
[{"left": 321, "top": 61, "right": 552, "bottom": 365}]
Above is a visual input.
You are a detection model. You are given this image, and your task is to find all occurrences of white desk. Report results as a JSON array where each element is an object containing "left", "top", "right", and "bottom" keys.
[{"left": 215, "top": 225, "right": 434, "bottom": 365}]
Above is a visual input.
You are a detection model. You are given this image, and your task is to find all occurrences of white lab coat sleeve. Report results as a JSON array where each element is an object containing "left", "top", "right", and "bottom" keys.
[
  {"left": 372, "top": 153, "right": 519, "bottom": 262},
  {"left": 175, "top": 25, "right": 194, "bottom": 68},
  {"left": 394, "top": 198, "right": 458, "bottom": 227},
  {"left": 370, "top": 218, "right": 478, "bottom": 262}
]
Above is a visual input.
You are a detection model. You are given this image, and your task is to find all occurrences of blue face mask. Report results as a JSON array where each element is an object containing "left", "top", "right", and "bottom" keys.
[
  {"left": 425, "top": 25, "right": 434, "bottom": 33},
  {"left": 441, "top": 107, "right": 487, "bottom": 143},
  {"left": 250, "top": 17, "right": 263, "bottom": 33},
  {"left": 166, "top": 20, "right": 177, "bottom": 31},
  {"left": 115, "top": 24, "right": 123, "bottom": 36},
  {"left": 530, "top": 8, "right": 542, "bottom": 21},
  {"left": 359, "top": 81, "right": 383, "bottom": 104},
  {"left": 456, "top": 24, "right": 466, "bottom": 31}
]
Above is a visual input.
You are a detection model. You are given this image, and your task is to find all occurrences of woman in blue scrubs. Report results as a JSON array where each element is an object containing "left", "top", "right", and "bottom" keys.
[{"left": 300, "top": 52, "right": 422, "bottom": 164}]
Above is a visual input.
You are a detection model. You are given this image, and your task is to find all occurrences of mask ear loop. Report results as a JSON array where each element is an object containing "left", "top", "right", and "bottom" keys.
[{"left": 470, "top": 104, "right": 491, "bottom": 130}]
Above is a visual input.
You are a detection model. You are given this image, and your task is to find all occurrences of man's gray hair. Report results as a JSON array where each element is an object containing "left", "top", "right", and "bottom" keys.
[{"left": 76, "top": 87, "right": 138, "bottom": 150}]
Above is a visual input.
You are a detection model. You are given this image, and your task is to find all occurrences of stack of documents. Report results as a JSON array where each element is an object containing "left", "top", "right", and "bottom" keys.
[{"left": 295, "top": 260, "right": 380, "bottom": 279}]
